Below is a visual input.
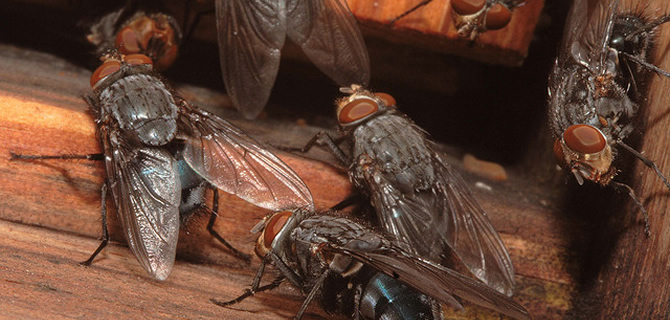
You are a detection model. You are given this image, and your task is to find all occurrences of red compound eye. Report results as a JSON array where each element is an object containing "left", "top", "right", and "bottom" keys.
[
  {"left": 90, "top": 60, "right": 121, "bottom": 88},
  {"left": 452, "top": 0, "right": 486, "bottom": 15},
  {"left": 115, "top": 17, "right": 154, "bottom": 54},
  {"left": 156, "top": 45, "right": 178, "bottom": 71},
  {"left": 124, "top": 54, "right": 153, "bottom": 66},
  {"left": 115, "top": 26, "right": 142, "bottom": 54},
  {"left": 563, "top": 125, "right": 607, "bottom": 154},
  {"left": 374, "top": 92, "right": 396, "bottom": 107},
  {"left": 262, "top": 211, "right": 292, "bottom": 250},
  {"left": 553, "top": 139, "right": 568, "bottom": 169},
  {"left": 485, "top": 3, "right": 512, "bottom": 30},
  {"left": 338, "top": 98, "right": 379, "bottom": 125}
]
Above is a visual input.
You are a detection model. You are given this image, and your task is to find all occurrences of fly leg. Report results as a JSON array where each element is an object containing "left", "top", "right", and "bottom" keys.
[
  {"left": 353, "top": 282, "right": 363, "bottom": 320},
  {"left": 610, "top": 180, "right": 651, "bottom": 236},
  {"left": 280, "top": 131, "right": 350, "bottom": 166},
  {"left": 389, "top": 0, "right": 433, "bottom": 25},
  {"left": 182, "top": 0, "right": 214, "bottom": 45},
  {"left": 294, "top": 269, "right": 330, "bottom": 320},
  {"left": 330, "top": 194, "right": 366, "bottom": 211},
  {"left": 620, "top": 14, "right": 670, "bottom": 78},
  {"left": 616, "top": 140, "right": 670, "bottom": 191},
  {"left": 9, "top": 151, "right": 109, "bottom": 264},
  {"left": 10, "top": 152, "right": 104, "bottom": 161},
  {"left": 211, "top": 254, "right": 284, "bottom": 307},
  {"left": 620, "top": 52, "right": 670, "bottom": 78},
  {"left": 207, "top": 187, "right": 252, "bottom": 263},
  {"left": 81, "top": 183, "right": 110, "bottom": 266}
]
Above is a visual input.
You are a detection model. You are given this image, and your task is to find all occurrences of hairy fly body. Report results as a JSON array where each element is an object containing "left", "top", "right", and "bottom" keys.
[
  {"left": 290, "top": 85, "right": 516, "bottom": 302},
  {"left": 86, "top": 2, "right": 182, "bottom": 71},
  {"left": 548, "top": 0, "right": 670, "bottom": 234},
  {"left": 214, "top": 209, "right": 531, "bottom": 320},
  {"left": 216, "top": 0, "right": 370, "bottom": 119},
  {"left": 12, "top": 52, "right": 313, "bottom": 280}
]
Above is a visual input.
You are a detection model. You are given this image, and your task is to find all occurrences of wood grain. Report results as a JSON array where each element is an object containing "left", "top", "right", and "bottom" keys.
[
  {"left": 346, "top": 0, "right": 546, "bottom": 66},
  {"left": 572, "top": 0, "right": 670, "bottom": 318},
  {"left": 170, "top": 0, "right": 545, "bottom": 67},
  {"left": 0, "top": 45, "right": 574, "bottom": 319}
]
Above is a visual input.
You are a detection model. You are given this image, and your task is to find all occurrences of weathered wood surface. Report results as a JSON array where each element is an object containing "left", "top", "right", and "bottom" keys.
[
  {"left": 0, "top": 45, "right": 575, "bottom": 319},
  {"left": 571, "top": 0, "right": 670, "bottom": 318},
  {"left": 346, "top": 0, "right": 545, "bottom": 66},
  {"left": 173, "top": 0, "right": 545, "bottom": 66}
]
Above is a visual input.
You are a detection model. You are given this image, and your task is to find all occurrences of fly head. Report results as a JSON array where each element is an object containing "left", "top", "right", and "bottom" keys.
[
  {"left": 451, "top": 0, "right": 524, "bottom": 40},
  {"left": 336, "top": 85, "right": 396, "bottom": 128},
  {"left": 114, "top": 12, "right": 182, "bottom": 71},
  {"left": 554, "top": 124, "right": 615, "bottom": 185}
]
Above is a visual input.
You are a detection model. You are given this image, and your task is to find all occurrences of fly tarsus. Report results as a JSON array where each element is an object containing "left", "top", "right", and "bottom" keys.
[
  {"left": 611, "top": 180, "right": 651, "bottom": 236},
  {"left": 10, "top": 152, "right": 104, "bottom": 161},
  {"left": 207, "top": 213, "right": 252, "bottom": 263},
  {"left": 389, "top": 0, "right": 433, "bottom": 25},
  {"left": 207, "top": 188, "right": 252, "bottom": 263},
  {"left": 211, "top": 276, "right": 284, "bottom": 307},
  {"left": 81, "top": 183, "right": 110, "bottom": 266}
]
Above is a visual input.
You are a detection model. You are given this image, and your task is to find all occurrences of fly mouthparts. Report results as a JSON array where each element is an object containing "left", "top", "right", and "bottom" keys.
[{"left": 572, "top": 169, "right": 585, "bottom": 185}]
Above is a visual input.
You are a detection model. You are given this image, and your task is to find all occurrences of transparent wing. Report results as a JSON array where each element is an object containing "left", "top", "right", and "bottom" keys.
[
  {"left": 560, "top": 0, "right": 618, "bottom": 68},
  {"left": 327, "top": 244, "right": 530, "bottom": 320},
  {"left": 367, "top": 152, "right": 515, "bottom": 296},
  {"left": 178, "top": 103, "right": 314, "bottom": 211},
  {"left": 286, "top": 0, "right": 370, "bottom": 87},
  {"left": 435, "top": 155, "right": 515, "bottom": 296},
  {"left": 216, "top": 0, "right": 287, "bottom": 119},
  {"left": 101, "top": 125, "right": 181, "bottom": 281}
]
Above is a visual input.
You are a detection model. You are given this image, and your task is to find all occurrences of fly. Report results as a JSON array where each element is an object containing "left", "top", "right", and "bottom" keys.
[
  {"left": 11, "top": 51, "right": 313, "bottom": 280},
  {"left": 213, "top": 209, "right": 531, "bottom": 320},
  {"left": 391, "top": 0, "right": 525, "bottom": 40},
  {"left": 548, "top": 0, "right": 670, "bottom": 235},
  {"left": 287, "top": 85, "right": 516, "bottom": 298},
  {"left": 86, "top": 2, "right": 182, "bottom": 71},
  {"left": 216, "top": 0, "right": 371, "bottom": 119}
]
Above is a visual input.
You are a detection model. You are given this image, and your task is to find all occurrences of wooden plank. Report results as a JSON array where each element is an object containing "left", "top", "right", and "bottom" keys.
[
  {"left": 0, "top": 44, "right": 573, "bottom": 318},
  {"left": 347, "top": 0, "right": 545, "bottom": 66},
  {"left": 571, "top": 0, "right": 670, "bottom": 318},
  {"left": 0, "top": 220, "right": 322, "bottom": 320},
  {"left": 170, "top": 0, "right": 545, "bottom": 66}
]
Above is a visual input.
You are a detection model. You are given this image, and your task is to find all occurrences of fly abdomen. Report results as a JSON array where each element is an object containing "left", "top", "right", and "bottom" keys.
[
  {"left": 359, "top": 273, "right": 436, "bottom": 320},
  {"left": 99, "top": 73, "right": 178, "bottom": 146}
]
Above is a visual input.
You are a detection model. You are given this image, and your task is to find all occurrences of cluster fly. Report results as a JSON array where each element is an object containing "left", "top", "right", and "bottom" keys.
[
  {"left": 12, "top": 51, "right": 313, "bottom": 280},
  {"left": 549, "top": 0, "right": 670, "bottom": 234},
  {"left": 213, "top": 209, "right": 530, "bottom": 320},
  {"left": 391, "top": 0, "right": 525, "bottom": 40}
]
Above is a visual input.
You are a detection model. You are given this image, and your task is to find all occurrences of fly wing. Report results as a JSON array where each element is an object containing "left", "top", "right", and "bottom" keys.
[
  {"left": 364, "top": 150, "right": 515, "bottom": 296},
  {"left": 286, "top": 0, "right": 370, "bottom": 87},
  {"left": 584, "top": 0, "right": 618, "bottom": 69},
  {"left": 328, "top": 245, "right": 531, "bottom": 320},
  {"left": 178, "top": 103, "right": 314, "bottom": 211},
  {"left": 559, "top": 0, "right": 618, "bottom": 68},
  {"left": 434, "top": 155, "right": 515, "bottom": 296},
  {"left": 101, "top": 125, "right": 181, "bottom": 281},
  {"left": 216, "top": 0, "right": 287, "bottom": 119}
]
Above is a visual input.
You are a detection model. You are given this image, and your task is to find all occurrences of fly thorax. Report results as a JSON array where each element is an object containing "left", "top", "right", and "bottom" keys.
[{"left": 100, "top": 74, "right": 178, "bottom": 146}]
